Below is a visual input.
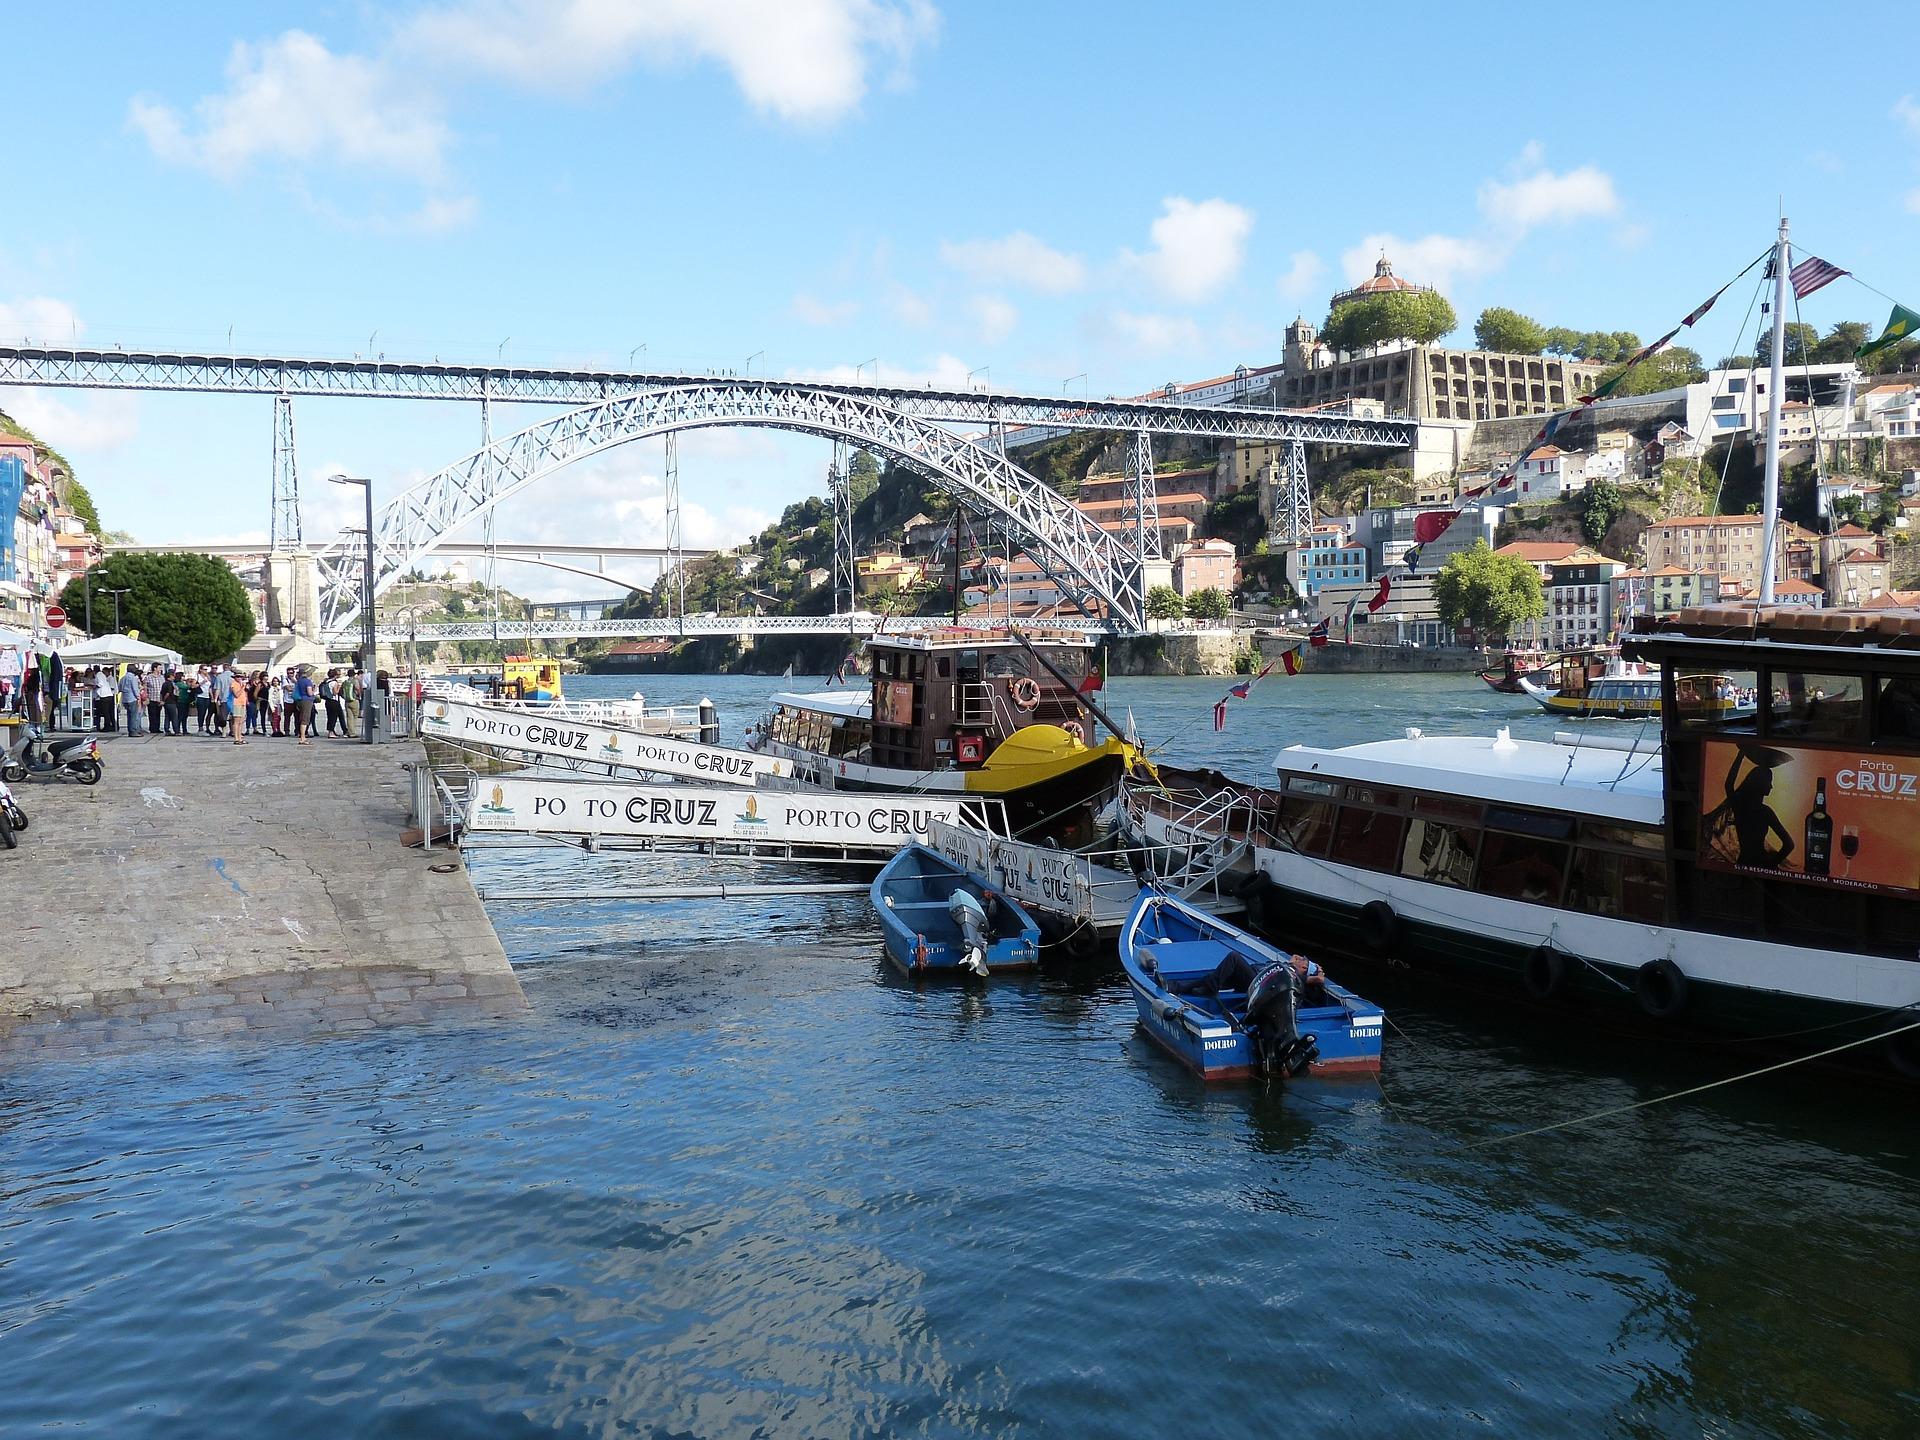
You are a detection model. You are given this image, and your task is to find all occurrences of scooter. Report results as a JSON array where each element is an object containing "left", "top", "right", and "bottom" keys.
[
  {"left": 2, "top": 725, "right": 104, "bottom": 785},
  {"left": 0, "top": 775, "right": 25, "bottom": 848}
]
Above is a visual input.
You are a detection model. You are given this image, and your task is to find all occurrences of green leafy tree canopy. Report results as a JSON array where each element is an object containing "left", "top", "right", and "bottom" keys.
[
  {"left": 1755, "top": 322, "right": 1819, "bottom": 367},
  {"left": 1320, "top": 290, "right": 1458, "bottom": 352},
  {"left": 59, "top": 552, "right": 255, "bottom": 662},
  {"left": 1145, "top": 584, "right": 1186, "bottom": 620},
  {"left": 1432, "top": 541, "right": 1545, "bottom": 642},
  {"left": 1184, "top": 587, "right": 1232, "bottom": 621},
  {"left": 1581, "top": 478, "right": 1626, "bottom": 547},
  {"left": 1594, "top": 345, "right": 1705, "bottom": 398},
  {"left": 1473, "top": 307, "right": 1547, "bottom": 354}
]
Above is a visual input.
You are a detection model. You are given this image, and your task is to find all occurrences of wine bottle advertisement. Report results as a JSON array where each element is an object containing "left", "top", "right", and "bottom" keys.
[{"left": 1698, "top": 739, "right": 1918, "bottom": 891}]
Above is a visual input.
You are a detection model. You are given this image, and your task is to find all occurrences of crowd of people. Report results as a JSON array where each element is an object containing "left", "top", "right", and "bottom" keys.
[{"left": 3, "top": 658, "right": 390, "bottom": 746}]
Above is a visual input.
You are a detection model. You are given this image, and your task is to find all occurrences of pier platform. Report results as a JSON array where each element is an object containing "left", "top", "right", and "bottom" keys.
[{"left": 0, "top": 729, "right": 525, "bottom": 1060}]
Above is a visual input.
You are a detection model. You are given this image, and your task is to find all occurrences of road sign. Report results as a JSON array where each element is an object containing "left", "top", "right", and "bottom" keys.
[{"left": 44, "top": 604, "right": 65, "bottom": 629}]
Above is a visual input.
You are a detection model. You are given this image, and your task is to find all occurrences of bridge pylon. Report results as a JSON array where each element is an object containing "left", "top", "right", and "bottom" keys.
[{"left": 270, "top": 393, "right": 302, "bottom": 550}]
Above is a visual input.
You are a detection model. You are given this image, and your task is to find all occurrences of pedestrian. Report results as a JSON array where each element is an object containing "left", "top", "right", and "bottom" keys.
[
  {"left": 228, "top": 671, "right": 249, "bottom": 744},
  {"left": 92, "top": 666, "right": 116, "bottom": 731},
  {"left": 208, "top": 665, "right": 232, "bottom": 736},
  {"left": 267, "top": 673, "right": 285, "bottom": 736},
  {"left": 163, "top": 669, "right": 184, "bottom": 735},
  {"left": 143, "top": 663, "right": 165, "bottom": 734},
  {"left": 192, "top": 669, "right": 213, "bottom": 733},
  {"left": 118, "top": 665, "right": 144, "bottom": 734},
  {"left": 341, "top": 668, "right": 361, "bottom": 738},
  {"left": 322, "top": 669, "right": 344, "bottom": 737},
  {"left": 293, "top": 667, "right": 317, "bottom": 746}
]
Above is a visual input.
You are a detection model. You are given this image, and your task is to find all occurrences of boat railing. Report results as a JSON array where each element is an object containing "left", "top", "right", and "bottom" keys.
[
  {"left": 957, "top": 681, "right": 995, "bottom": 728},
  {"left": 1126, "top": 781, "right": 1270, "bottom": 850},
  {"left": 424, "top": 683, "right": 706, "bottom": 736}
]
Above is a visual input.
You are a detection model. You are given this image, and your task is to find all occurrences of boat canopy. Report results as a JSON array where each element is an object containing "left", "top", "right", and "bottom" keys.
[
  {"left": 769, "top": 689, "right": 872, "bottom": 721},
  {"left": 1274, "top": 731, "right": 1663, "bottom": 826}
]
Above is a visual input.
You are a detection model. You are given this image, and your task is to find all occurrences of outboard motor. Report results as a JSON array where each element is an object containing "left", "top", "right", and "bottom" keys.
[
  {"left": 1245, "top": 962, "right": 1318, "bottom": 1077},
  {"left": 946, "top": 889, "right": 993, "bottom": 977}
]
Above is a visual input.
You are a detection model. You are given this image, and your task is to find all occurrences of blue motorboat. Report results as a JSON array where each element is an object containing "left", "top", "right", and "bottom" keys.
[
  {"left": 1118, "top": 889, "right": 1384, "bottom": 1081},
  {"left": 871, "top": 844, "right": 1042, "bottom": 977}
]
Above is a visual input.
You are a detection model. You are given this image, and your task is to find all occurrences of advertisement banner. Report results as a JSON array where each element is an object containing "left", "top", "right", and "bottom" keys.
[
  {"left": 465, "top": 778, "right": 970, "bottom": 849},
  {"left": 421, "top": 696, "right": 789, "bottom": 786},
  {"left": 1698, "top": 739, "right": 1920, "bottom": 892},
  {"left": 927, "top": 817, "right": 1094, "bottom": 920}
]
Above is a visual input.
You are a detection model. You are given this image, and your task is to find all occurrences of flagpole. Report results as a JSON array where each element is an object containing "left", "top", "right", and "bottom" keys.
[{"left": 1760, "top": 215, "right": 1789, "bottom": 605}]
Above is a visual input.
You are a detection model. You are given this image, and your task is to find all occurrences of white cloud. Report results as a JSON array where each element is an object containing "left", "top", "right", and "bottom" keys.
[
  {"left": 1124, "top": 197, "right": 1253, "bottom": 303},
  {"left": 128, "top": 31, "right": 452, "bottom": 183},
  {"left": 1, "top": 390, "right": 141, "bottom": 454},
  {"left": 798, "top": 353, "right": 975, "bottom": 388},
  {"left": 1275, "top": 250, "right": 1324, "bottom": 304},
  {"left": 405, "top": 0, "right": 940, "bottom": 126},
  {"left": 969, "top": 295, "right": 1018, "bottom": 345},
  {"left": 1339, "top": 232, "right": 1499, "bottom": 295},
  {"left": 791, "top": 293, "right": 861, "bottom": 326},
  {"left": 0, "top": 296, "right": 84, "bottom": 344},
  {"left": 1896, "top": 95, "right": 1920, "bottom": 136},
  {"left": 1092, "top": 310, "right": 1202, "bottom": 355},
  {"left": 938, "top": 231, "right": 1085, "bottom": 294},
  {"left": 1478, "top": 164, "right": 1619, "bottom": 228}
]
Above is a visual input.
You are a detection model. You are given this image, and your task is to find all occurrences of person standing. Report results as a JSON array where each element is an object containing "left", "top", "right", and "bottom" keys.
[
  {"left": 293, "top": 668, "right": 317, "bottom": 746},
  {"left": 43, "top": 653, "right": 62, "bottom": 730},
  {"left": 193, "top": 670, "right": 213, "bottom": 733},
  {"left": 93, "top": 666, "right": 116, "bottom": 731},
  {"left": 267, "top": 673, "right": 285, "bottom": 737},
  {"left": 209, "top": 665, "right": 232, "bottom": 737},
  {"left": 144, "top": 663, "right": 165, "bottom": 735},
  {"left": 341, "top": 668, "right": 361, "bottom": 739},
  {"left": 321, "top": 669, "right": 343, "bottom": 737},
  {"left": 163, "top": 669, "right": 183, "bottom": 735},
  {"left": 118, "top": 666, "right": 144, "bottom": 735},
  {"left": 228, "top": 671, "right": 249, "bottom": 744}
]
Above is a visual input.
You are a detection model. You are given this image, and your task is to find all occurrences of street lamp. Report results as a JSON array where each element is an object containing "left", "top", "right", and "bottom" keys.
[
  {"left": 745, "top": 350, "right": 764, "bottom": 376},
  {"left": 328, "top": 473, "right": 376, "bottom": 745},
  {"left": 103, "top": 587, "right": 130, "bottom": 634}
]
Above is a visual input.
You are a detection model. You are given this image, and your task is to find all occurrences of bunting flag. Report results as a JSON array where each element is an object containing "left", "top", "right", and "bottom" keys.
[
  {"left": 1212, "top": 699, "right": 1229, "bottom": 733},
  {"left": 1411, "top": 509, "right": 1456, "bottom": 545},
  {"left": 1789, "top": 254, "right": 1847, "bottom": 300},
  {"left": 1857, "top": 304, "right": 1919, "bottom": 360},
  {"left": 1209, "top": 657, "right": 1283, "bottom": 732},
  {"left": 1307, "top": 617, "right": 1330, "bottom": 648},
  {"left": 1227, "top": 677, "right": 1254, "bottom": 700},
  {"left": 1401, "top": 543, "right": 1423, "bottom": 572},
  {"left": 1365, "top": 575, "right": 1393, "bottom": 613},
  {"left": 1343, "top": 593, "right": 1363, "bottom": 643},
  {"left": 1279, "top": 648, "right": 1304, "bottom": 676}
]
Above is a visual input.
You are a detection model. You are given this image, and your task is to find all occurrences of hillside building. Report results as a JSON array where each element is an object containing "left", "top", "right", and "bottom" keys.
[
  {"left": 1545, "top": 553, "right": 1629, "bottom": 649},
  {"left": 1172, "top": 538, "right": 1236, "bottom": 597},
  {"left": 1292, "top": 523, "right": 1370, "bottom": 599}
]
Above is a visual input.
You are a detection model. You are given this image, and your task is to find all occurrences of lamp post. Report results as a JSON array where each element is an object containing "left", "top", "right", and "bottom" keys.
[
  {"left": 328, "top": 473, "right": 376, "bottom": 744},
  {"left": 104, "top": 587, "right": 130, "bottom": 634}
]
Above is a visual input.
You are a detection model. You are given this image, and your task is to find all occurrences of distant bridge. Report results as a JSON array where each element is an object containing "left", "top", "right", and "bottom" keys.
[{"left": 379, "top": 613, "right": 1142, "bottom": 643}]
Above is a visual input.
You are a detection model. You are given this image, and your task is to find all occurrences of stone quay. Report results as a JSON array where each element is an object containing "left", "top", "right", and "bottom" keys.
[{"left": 0, "top": 724, "right": 525, "bottom": 1061}]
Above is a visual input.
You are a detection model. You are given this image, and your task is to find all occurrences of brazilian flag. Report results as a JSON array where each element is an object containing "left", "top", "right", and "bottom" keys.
[{"left": 1857, "top": 304, "right": 1920, "bottom": 360}]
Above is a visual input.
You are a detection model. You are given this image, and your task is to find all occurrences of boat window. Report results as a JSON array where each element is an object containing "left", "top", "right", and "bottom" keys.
[
  {"left": 1046, "top": 648, "right": 1089, "bottom": 680},
  {"left": 1765, "top": 671, "right": 1865, "bottom": 743},
  {"left": 1276, "top": 792, "right": 1335, "bottom": 855},
  {"left": 1283, "top": 775, "right": 1338, "bottom": 797},
  {"left": 1580, "top": 821, "right": 1663, "bottom": 852},
  {"left": 1341, "top": 785, "right": 1405, "bottom": 811},
  {"left": 1400, "top": 816, "right": 1478, "bottom": 887},
  {"left": 1477, "top": 830, "right": 1569, "bottom": 905},
  {"left": 937, "top": 657, "right": 952, "bottom": 679},
  {"left": 1673, "top": 666, "right": 1759, "bottom": 734},
  {"left": 985, "top": 652, "right": 1031, "bottom": 679},
  {"left": 1566, "top": 848, "right": 1666, "bottom": 923},
  {"left": 1413, "top": 794, "right": 1483, "bottom": 824},
  {"left": 1328, "top": 804, "right": 1405, "bottom": 872},
  {"left": 1483, "top": 805, "right": 1575, "bottom": 841},
  {"left": 1876, "top": 676, "right": 1920, "bottom": 744}
]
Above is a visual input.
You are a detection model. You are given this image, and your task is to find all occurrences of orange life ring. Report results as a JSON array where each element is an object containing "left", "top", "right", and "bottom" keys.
[
  {"left": 1062, "top": 719, "right": 1085, "bottom": 743},
  {"left": 1011, "top": 676, "right": 1041, "bottom": 711}
]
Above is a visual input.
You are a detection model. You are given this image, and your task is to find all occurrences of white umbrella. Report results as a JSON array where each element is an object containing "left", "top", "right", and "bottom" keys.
[{"left": 57, "top": 633, "right": 183, "bottom": 666}]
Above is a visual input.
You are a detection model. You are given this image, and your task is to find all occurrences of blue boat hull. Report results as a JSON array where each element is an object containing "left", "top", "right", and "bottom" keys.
[
  {"left": 871, "top": 844, "right": 1042, "bottom": 977},
  {"left": 1119, "top": 891, "right": 1384, "bottom": 1082}
]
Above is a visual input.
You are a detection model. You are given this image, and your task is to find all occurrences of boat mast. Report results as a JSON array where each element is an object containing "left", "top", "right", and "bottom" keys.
[{"left": 1760, "top": 215, "right": 1790, "bottom": 604}]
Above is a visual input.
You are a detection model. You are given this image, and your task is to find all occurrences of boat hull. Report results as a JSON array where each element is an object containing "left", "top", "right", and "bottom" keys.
[{"left": 871, "top": 844, "right": 1042, "bottom": 977}]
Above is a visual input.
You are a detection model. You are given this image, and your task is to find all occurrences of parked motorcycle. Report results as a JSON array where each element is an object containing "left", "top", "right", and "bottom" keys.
[
  {"left": 0, "top": 775, "right": 24, "bottom": 848},
  {"left": 2, "top": 726, "right": 104, "bottom": 785}
]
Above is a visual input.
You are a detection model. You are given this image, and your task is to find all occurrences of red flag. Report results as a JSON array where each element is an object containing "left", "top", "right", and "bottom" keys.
[
  {"left": 1280, "top": 648, "right": 1303, "bottom": 676},
  {"left": 1212, "top": 699, "right": 1228, "bottom": 732},
  {"left": 1077, "top": 661, "right": 1103, "bottom": 695},
  {"left": 1365, "top": 575, "right": 1393, "bottom": 613},
  {"left": 1412, "top": 509, "right": 1459, "bottom": 545}
]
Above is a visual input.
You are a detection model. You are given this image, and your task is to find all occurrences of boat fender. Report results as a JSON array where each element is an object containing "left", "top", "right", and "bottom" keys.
[
  {"left": 1635, "top": 957, "right": 1689, "bottom": 1021},
  {"left": 1061, "top": 719, "right": 1085, "bottom": 744},
  {"left": 1522, "top": 943, "right": 1571, "bottom": 1001},
  {"left": 912, "top": 936, "right": 930, "bottom": 972},
  {"left": 1357, "top": 900, "right": 1400, "bottom": 957},
  {"left": 1010, "top": 676, "right": 1041, "bottom": 711},
  {"left": 1062, "top": 925, "right": 1098, "bottom": 961},
  {"left": 1887, "top": 1029, "right": 1920, "bottom": 1083}
]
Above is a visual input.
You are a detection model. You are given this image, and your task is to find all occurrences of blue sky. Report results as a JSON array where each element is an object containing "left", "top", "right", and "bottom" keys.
[{"left": 4, "top": 2, "right": 1917, "bottom": 598}]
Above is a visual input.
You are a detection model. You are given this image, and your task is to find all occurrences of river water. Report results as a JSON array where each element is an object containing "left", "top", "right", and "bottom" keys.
[{"left": 3, "top": 671, "right": 1914, "bottom": 1437}]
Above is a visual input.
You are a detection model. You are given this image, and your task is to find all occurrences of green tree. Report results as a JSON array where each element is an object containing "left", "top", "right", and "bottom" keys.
[
  {"left": 1608, "top": 330, "right": 1643, "bottom": 361},
  {"left": 1542, "top": 326, "right": 1582, "bottom": 357},
  {"left": 1594, "top": 345, "right": 1706, "bottom": 398},
  {"left": 1145, "top": 584, "right": 1186, "bottom": 620},
  {"left": 444, "top": 593, "right": 467, "bottom": 617},
  {"left": 1756, "top": 322, "right": 1819, "bottom": 367},
  {"left": 1473, "top": 306, "right": 1546, "bottom": 354},
  {"left": 64, "top": 479, "right": 103, "bottom": 535},
  {"left": 1320, "top": 290, "right": 1458, "bottom": 352},
  {"left": 60, "top": 552, "right": 254, "bottom": 661},
  {"left": 1812, "top": 321, "right": 1871, "bottom": 364},
  {"left": 1580, "top": 478, "right": 1625, "bottom": 547},
  {"left": 1185, "top": 587, "right": 1232, "bottom": 621},
  {"left": 1431, "top": 541, "right": 1545, "bottom": 642},
  {"left": 1717, "top": 354, "right": 1756, "bottom": 369},
  {"left": 848, "top": 448, "right": 883, "bottom": 505}
]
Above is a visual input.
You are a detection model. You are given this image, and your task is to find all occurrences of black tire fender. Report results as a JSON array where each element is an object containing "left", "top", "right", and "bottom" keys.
[
  {"left": 1887, "top": 1030, "right": 1920, "bottom": 1083},
  {"left": 1523, "top": 943, "right": 1570, "bottom": 1001},
  {"left": 1635, "top": 957, "right": 1690, "bottom": 1020},
  {"left": 1356, "top": 899, "right": 1399, "bottom": 956}
]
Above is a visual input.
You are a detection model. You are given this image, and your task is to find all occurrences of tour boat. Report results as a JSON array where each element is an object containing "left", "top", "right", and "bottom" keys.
[
  {"left": 870, "top": 843, "right": 1041, "bottom": 976},
  {"left": 1477, "top": 647, "right": 1569, "bottom": 695},
  {"left": 749, "top": 628, "right": 1138, "bottom": 840},
  {"left": 1118, "top": 889, "right": 1384, "bottom": 1081},
  {"left": 1518, "top": 661, "right": 1754, "bottom": 722},
  {"left": 1242, "top": 606, "right": 1920, "bottom": 1080}
]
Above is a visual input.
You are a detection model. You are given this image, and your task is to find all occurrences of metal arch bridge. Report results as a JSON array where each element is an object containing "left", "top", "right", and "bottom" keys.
[
  {"left": 377, "top": 613, "right": 1124, "bottom": 643},
  {"left": 0, "top": 343, "right": 1418, "bottom": 446},
  {"left": 314, "top": 380, "right": 1165, "bottom": 636}
]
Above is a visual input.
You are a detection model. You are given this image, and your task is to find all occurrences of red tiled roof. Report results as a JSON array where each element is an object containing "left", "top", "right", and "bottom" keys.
[
  {"left": 1840, "top": 549, "right": 1884, "bottom": 565},
  {"left": 1772, "top": 579, "right": 1822, "bottom": 595}
]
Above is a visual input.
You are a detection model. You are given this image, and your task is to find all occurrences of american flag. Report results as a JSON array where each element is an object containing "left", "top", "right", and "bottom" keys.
[{"left": 1788, "top": 254, "right": 1847, "bottom": 300}]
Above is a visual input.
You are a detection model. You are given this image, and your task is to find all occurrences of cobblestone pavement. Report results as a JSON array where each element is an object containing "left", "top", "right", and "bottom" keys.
[{"left": 1, "top": 726, "right": 525, "bottom": 1056}]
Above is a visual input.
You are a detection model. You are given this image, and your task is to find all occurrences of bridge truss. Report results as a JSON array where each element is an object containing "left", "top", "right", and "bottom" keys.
[{"left": 380, "top": 613, "right": 1118, "bottom": 643}]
